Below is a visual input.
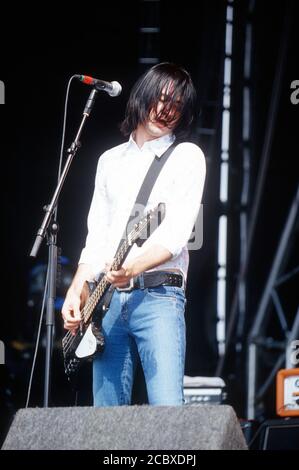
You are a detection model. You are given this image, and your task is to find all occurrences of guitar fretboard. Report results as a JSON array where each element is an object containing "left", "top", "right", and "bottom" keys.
[{"left": 81, "top": 238, "right": 130, "bottom": 324}]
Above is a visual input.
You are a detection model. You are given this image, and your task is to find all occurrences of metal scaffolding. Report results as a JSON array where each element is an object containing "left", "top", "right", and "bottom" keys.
[
  {"left": 247, "top": 184, "right": 299, "bottom": 419},
  {"left": 138, "top": 0, "right": 160, "bottom": 71},
  {"left": 216, "top": 0, "right": 255, "bottom": 376},
  {"left": 215, "top": 0, "right": 296, "bottom": 421}
]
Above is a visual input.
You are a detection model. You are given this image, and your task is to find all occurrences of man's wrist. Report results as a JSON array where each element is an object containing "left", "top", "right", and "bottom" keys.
[
  {"left": 67, "top": 283, "right": 82, "bottom": 298},
  {"left": 125, "top": 260, "right": 141, "bottom": 279},
  {"left": 125, "top": 245, "right": 172, "bottom": 279}
]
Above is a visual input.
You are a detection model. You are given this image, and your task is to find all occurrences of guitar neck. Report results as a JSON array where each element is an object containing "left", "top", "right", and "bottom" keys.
[
  {"left": 81, "top": 238, "right": 131, "bottom": 324},
  {"left": 79, "top": 206, "right": 156, "bottom": 325}
]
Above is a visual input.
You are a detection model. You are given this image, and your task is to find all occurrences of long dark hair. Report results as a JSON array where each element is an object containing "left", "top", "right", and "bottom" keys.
[{"left": 120, "top": 63, "right": 197, "bottom": 141}]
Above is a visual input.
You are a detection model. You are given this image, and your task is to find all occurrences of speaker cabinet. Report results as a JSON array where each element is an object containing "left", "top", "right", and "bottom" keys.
[
  {"left": 250, "top": 418, "right": 299, "bottom": 450},
  {"left": 2, "top": 404, "right": 247, "bottom": 450}
]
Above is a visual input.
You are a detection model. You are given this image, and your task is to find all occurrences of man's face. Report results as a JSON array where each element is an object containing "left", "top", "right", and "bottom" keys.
[{"left": 143, "top": 84, "right": 181, "bottom": 139}]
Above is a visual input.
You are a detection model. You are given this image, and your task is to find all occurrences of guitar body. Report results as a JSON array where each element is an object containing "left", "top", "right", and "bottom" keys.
[{"left": 62, "top": 277, "right": 107, "bottom": 381}]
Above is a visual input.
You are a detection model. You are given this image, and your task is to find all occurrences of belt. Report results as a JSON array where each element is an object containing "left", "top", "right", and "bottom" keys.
[{"left": 116, "top": 270, "right": 184, "bottom": 292}]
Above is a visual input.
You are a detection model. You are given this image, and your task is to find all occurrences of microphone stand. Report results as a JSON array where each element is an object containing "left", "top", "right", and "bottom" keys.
[{"left": 30, "top": 87, "right": 99, "bottom": 407}]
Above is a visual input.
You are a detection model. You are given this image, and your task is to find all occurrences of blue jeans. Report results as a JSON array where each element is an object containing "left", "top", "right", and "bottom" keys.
[{"left": 93, "top": 283, "right": 186, "bottom": 406}]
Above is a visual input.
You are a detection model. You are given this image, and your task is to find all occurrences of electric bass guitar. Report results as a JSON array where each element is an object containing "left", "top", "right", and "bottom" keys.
[{"left": 62, "top": 202, "right": 165, "bottom": 382}]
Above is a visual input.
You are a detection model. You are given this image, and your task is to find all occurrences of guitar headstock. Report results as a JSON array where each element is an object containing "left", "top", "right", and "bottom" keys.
[{"left": 129, "top": 202, "right": 166, "bottom": 247}]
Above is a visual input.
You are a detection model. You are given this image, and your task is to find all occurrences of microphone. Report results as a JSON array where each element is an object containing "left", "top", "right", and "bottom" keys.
[{"left": 76, "top": 75, "right": 122, "bottom": 97}]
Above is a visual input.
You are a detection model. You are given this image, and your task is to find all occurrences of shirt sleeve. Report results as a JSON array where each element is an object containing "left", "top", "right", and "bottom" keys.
[
  {"left": 144, "top": 142, "right": 206, "bottom": 258},
  {"left": 78, "top": 154, "right": 109, "bottom": 277}
]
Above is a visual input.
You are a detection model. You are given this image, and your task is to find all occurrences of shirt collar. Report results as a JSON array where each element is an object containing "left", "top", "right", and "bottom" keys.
[{"left": 127, "top": 132, "right": 175, "bottom": 158}]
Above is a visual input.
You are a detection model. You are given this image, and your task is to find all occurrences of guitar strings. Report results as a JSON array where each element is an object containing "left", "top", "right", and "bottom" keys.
[
  {"left": 62, "top": 245, "right": 125, "bottom": 354},
  {"left": 62, "top": 215, "right": 151, "bottom": 355},
  {"left": 62, "top": 242, "right": 129, "bottom": 354},
  {"left": 62, "top": 211, "right": 153, "bottom": 353}
]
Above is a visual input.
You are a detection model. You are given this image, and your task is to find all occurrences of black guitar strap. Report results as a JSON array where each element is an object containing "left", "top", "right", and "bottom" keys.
[
  {"left": 118, "top": 140, "right": 177, "bottom": 251},
  {"left": 102, "top": 140, "right": 177, "bottom": 308}
]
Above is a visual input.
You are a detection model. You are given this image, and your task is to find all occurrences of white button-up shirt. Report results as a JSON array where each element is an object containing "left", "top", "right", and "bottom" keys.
[{"left": 79, "top": 133, "right": 206, "bottom": 281}]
